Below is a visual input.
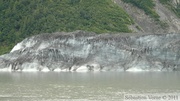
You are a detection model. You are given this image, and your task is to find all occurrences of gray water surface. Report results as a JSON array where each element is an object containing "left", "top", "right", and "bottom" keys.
[{"left": 0, "top": 72, "right": 180, "bottom": 101}]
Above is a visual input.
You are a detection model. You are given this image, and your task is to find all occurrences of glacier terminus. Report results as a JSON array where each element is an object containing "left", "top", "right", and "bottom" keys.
[{"left": 0, "top": 31, "right": 180, "bottom": 72}]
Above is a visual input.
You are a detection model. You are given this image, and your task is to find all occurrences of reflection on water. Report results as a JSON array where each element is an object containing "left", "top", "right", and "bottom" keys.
[{"left": 0, "top": 72, "right": 180, "bottom": 101}]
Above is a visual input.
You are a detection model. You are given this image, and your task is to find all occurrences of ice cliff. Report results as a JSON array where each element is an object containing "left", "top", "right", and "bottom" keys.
[{"left": 0, "top": 31, "right": 180, "bottom": 72}]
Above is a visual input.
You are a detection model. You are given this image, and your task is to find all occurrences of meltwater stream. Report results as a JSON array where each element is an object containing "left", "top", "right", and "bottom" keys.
[{"left": 0, "top": 72, "right": 180, "bottom": 101}]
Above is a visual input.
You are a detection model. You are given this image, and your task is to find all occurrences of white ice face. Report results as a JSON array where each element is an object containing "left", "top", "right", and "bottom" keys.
[
  {"left": 11, "top": 42, "right": 23, "bottom": 53},
  {"left": 1, "top": 31, "right": 180, "bottom": 72},
  {"left": 11, "top": 37, "right": 37, "bottom": 53}
]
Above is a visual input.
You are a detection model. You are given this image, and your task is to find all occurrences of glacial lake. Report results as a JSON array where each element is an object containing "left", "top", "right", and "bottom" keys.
[{"left": 0, "top": 71, "right": 180, "bottom": 101}]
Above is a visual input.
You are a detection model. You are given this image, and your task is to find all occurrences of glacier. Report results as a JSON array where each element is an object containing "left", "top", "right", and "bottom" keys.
[{"left": 0, "top": 31, "right": 180, "bottom": 72}]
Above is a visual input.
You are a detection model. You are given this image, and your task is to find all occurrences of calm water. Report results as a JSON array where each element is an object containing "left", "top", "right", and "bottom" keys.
[{"left": 0, "top": 72, "right": 180, "bottom": 101}]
